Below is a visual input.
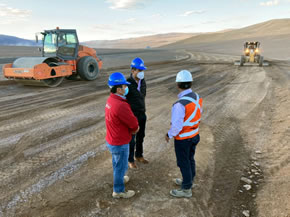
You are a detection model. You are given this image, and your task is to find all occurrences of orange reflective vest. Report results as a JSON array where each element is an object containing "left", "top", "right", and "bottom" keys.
[{"left": 175, "top": 92, "right": 203, "bottom": 140}]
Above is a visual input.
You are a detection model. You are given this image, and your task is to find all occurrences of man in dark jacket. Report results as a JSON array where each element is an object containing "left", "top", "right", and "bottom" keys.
[
  {"left": 105, "top": 72, "right": 139, "bottom": 198},
  {"left": 126, "top": 57, "right": 149, "bottom": 169}
]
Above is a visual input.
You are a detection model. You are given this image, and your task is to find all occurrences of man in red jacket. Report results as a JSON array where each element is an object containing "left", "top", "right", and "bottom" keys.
[{"left": 105, "top": 72, "right": 139, "bottom": 199}]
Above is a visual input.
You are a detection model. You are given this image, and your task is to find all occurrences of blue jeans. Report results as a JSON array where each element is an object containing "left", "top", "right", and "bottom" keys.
[
  {"left": 174, "top": 134, "right": 200, "bottom": 189},
  {"left": 106, "top": 143, "right": 129, "bottom": 193}
]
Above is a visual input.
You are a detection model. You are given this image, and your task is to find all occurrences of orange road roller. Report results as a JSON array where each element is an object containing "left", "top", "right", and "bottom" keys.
[{"left": 3, "top": 28, "right": 103, "bottom": 87}]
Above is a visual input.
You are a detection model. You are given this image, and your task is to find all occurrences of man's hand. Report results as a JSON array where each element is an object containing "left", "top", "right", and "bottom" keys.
[
  {"left": 165, "top": 133, "right": 170, "bottom": 143},
  {"left": 132, "top": 126, "right": 140, "bottom": 135}
]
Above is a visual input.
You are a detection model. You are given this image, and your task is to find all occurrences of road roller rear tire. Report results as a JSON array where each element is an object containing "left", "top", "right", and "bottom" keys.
[
  {"left": 240, "top": 56, "right": 245, "bottom": 66},
  {"left": 77, "top": 56, "right": 99, "bottom": 81},
  {"left": 259, "top": 56, "right": 264, "bottom": 67},
  {"left": 65, "top": 74, "right": 79, "bottom": 80}
]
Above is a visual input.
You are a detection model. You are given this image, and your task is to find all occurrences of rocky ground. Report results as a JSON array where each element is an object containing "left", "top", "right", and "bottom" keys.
[{"left": 0, "top": 49, "right": 289, "bottom": 217}]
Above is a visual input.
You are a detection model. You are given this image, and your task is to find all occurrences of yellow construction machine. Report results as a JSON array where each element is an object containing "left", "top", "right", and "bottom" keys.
[{"left": 235, "top": 41, "right": 269, "bottom": 67}]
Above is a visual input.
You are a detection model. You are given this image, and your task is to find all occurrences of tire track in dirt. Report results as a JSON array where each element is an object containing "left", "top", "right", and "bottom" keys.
[
  {"left": 0, "top": 51, "right": 286, "bottom": 217},
  {"left": 252, "top": 62, "right": 290, "bottom": 217},
  {"left": 0, "top": 51, "right": 238, "bottom": 216},
  {"left": 0, "top": 55, "right": 196, "bottom": 217},
  {"left": 74, "top": 53, "right": 259, "bottom": 217},
  {"left": 199, "top": 61, "right": 271, "bottom": 216},
  {"left": 57, "top": 55, "right": 256, "bottom": 217},
  {"left": 0, "top": 52, "right": 209, "bottom": 216}
]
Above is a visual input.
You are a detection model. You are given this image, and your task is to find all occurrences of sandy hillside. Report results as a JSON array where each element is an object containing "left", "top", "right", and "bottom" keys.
[
  {"left": 164, "top": 19, "right": 290, "bottom": 59},
  {"left": 82, "top": 33, "right": 197, "bottom": 49}
]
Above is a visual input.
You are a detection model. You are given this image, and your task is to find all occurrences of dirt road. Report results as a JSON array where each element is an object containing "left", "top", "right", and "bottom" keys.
[{"left": 0, "top": 51, "right": 289, "bottom": 217}]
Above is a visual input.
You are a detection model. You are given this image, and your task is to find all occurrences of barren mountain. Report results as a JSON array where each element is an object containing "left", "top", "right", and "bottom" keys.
[
  {"left": 165, "top": 19, "right": 290, "bottom": 46},
  {"left": 163, "top": 19, "right": 290, "bottom": 59},
  {"left": 0, "top": 35, "right": 38, "bottom": 46},
  {"left": 82, "top": 33, "right": 197, "bottom": 49}
]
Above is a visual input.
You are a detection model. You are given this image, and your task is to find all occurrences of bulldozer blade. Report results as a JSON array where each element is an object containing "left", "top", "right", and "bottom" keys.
[
  {"left": 262, "top": 61, "right": 270, "bottom": 66},
  {"left": 234, "top": 61, "right": 269, "bottom": 67},
  {"left": 234, "top": 61, "right": 241, "bottom": 66}
]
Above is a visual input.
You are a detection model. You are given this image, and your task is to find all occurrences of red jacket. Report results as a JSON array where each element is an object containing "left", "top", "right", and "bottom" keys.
[{"left": 105, "top": 93, "right": 139, "bottom": 146}]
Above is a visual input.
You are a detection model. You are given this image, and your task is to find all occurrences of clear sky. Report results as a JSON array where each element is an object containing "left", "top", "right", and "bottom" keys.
[{"left": 0, "top": 0, "right": 290, "bottom": 41}]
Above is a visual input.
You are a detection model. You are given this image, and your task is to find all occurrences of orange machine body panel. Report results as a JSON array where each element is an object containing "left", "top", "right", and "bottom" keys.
[
  {"left": 4, "top": 62, "right": 73, "bottom": 80},
  {"left": 51, "top": 46, "right": 103, "bottom": 75},
  {"left": 3, "top": 46, "right": 102, "bottom": 80},
  {"left": 77, "top": 45, "right": 103, "bottom": 69},
  {"left": 64, "top": 60, "right": 77, "bottom": 72}
]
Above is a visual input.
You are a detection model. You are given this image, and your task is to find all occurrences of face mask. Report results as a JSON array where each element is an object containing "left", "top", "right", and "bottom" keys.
[
  {"left": 137, "top": 71, "right": 144, "bottom": 80},
  {"left": 124, "top": 86, "right": 129, "bottom": 96}
]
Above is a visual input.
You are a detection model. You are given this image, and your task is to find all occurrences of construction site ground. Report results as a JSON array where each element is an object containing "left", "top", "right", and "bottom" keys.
[{"left": 0, "top": 48, "right": 289, "bottom": 217}]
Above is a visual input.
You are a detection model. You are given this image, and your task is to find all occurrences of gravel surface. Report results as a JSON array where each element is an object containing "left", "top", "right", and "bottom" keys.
[{"left": 0, "top": 50, "right": 289, "bottom": 217}]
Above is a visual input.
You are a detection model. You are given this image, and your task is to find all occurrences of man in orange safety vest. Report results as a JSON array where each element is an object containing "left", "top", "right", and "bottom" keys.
[{"left": 165, "top": 70, "right": 203, "bottom": 198}]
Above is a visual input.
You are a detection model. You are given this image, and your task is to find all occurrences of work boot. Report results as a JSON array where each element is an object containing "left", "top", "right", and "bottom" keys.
[
  {"left": 135, "top": 157, "right": 149, "bottom": 164},
  {"left": 124, "top": 176, "right": 130, "bottom": 184},
  {"left": 170, "top": 188, "right": 192, "bottom": 198},
  {"left": 173, "top": 178, "right": 197, "bottom": 189},
  {"left": 128, "top": 162, "right": 138, "bottom": 169},
  {"left": 112, "top": 190, "right": 135, "bottom": 199}
]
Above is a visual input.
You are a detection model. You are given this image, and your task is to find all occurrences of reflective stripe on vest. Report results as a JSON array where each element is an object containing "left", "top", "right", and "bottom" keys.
[
  {"left": 178, "top": 93, "right": 201, "bottom": 138},
  {"left": 179, "top": 127, "right": 199, "bottom": 138}
]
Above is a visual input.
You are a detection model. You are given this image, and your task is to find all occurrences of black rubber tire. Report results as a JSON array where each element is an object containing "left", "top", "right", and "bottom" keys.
[
  {"left": 42, "top": 77, "right": 65, "bottom": 87},
  {"left": 256, "top": 55, "right": 260, "bottom": 63},
  {"left": 65, "top": 74, "right": 79, "bottom": 80},
  {"left": 259, "top": 56, "right": 264, "bottom": 67},
  {"left": 240, "top": 56, "right": 244, "bottom": 66},
  {"left": 77, "top": 56, "right": 99, "bottom": 81}
]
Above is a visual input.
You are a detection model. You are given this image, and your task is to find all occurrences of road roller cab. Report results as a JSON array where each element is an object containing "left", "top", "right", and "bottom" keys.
[{"left": 3, "top": 28, "right": 103, "bottom": 87}]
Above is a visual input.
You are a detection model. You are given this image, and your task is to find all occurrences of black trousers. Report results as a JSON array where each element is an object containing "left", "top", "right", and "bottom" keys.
[
  {"left": 128, "top": 112, "right": 147, "bottom": 162},
  {"left": 174, "top": 134, "right": 200, "bottom": 189}
]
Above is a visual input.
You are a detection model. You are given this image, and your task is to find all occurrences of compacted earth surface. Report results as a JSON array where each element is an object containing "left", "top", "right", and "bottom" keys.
[{"left": 0, "top": 48, "right": 289, "bottom": 217}]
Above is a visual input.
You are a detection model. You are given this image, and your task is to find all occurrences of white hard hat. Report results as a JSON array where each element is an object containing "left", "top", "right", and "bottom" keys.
[{"left": 176, "top": 70, "right": 193, "bottom": 82}]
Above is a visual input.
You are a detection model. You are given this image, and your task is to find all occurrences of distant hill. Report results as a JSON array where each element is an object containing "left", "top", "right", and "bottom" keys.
[
  {"left": 0, "top": 35, "right": 38, "bottom": 46},
  {"left": 0, "top": 32, "right": 196, "bottom": 48},
  {"left": 82, "top": 33, "right": 197, "bottom": 49},
  {"left": 164, "top": 18, "right": 290, "bottom": 48},
  {"left": 162, "top": 18, "right": 290, "bottom": 59}
]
